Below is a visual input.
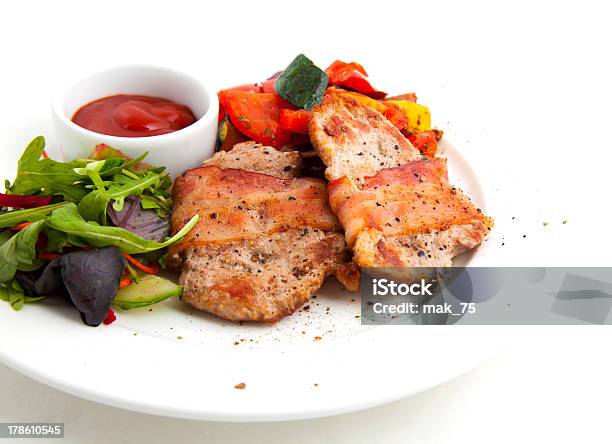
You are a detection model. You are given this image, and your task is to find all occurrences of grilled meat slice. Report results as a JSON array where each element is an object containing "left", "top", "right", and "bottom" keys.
[
  {"left": 203, "top": 141, "right": 302, "bottom": 178},
  {"left": 327, "top": 157, "right": 490, "bottom": 267},
  {"left": 170, "top": 149, "right": 359, "bottom": 322},
  {"left": 309, "top": 94, "right": 421, "bottom": 183},
  {"left": 180, "top": 230, "right": 356, "bottom": 322},
  {"left": 309, "top": 96, "right": 491, "bottom": 268},
  {"left": 170, "top": 166, "right": 341, "bottom": 254}
]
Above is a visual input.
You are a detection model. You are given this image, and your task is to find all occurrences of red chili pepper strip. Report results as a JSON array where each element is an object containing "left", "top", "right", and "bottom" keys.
[
  {"left": 41, "top": 150, "right": 48, "bottom": 159},
  {"left": 121, "top": 253, "right": 159, "bottom": 274},
  {"left": 10, "top": 221, "right": 33, "bottom": 231},
  {"left": 119, "top": 276, "right": 132, "bottom": 288},
  {"left": 103, "top": 309, "right": 116, "bottom": 325},
  {"left": 38, "top": 252, "right": 61, "bottom": 261},
  {"left": 0, "top": 193, "right": 52, "bottom": 209}
]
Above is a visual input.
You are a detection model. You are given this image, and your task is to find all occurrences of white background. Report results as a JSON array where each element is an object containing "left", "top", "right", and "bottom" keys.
[
  {"left": 1, "top": 0, "right": 611, "bottom": 442},
  {"left": 3, "top": 327, "right": 612, "bottom": 443}
]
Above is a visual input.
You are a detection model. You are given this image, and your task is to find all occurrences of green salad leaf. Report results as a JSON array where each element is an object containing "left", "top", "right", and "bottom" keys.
[
  {"left": 77, "top": 170, "right": 166, "bottom": 225},
  {"left": 275, "top": 54, "right": 328, "bottom": 110},
  {"left": 15, "top": 220, "right": 45, "bottom": 271},
  {"left": 0, "top": 220, "right": 45, "bottom": 282},
  {"left": 7, "top": 136, "right": 89, "bottom": 202},
  {"left": 0, "top": 279, "right": 42, "bottom": 311},
  {"left": 0, "top": 202, "right": 70, "bottom": 229},
  {"left": 46, "top": 203, "right": 199, "bottom": 254}
]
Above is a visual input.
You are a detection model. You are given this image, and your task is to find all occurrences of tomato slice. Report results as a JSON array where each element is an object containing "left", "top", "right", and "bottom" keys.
[
  {"left": 218, "top": 90, "right": 292, "bottom": 148},
  {"left": 279, "top": 109, "right": 311, "bottom": 134}
]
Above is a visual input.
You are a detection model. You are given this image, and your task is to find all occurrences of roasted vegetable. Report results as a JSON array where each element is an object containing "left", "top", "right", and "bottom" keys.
[
  {"left": 325, "top": 60, "right": 386, "bottom": 99},
  {"left": 385, "top": 93, "right": 417, "bottom": 102},
  {"left": 279, "top": 109, "right": 311, "bottom": 134},
  {"left": 218, "top": 90, "right": 291, "bottom": 148},
  {"left": 408, "top": 130, "right": 438, "bottom": 157},
  {"left": 274, "top": 54, "right": 328, "bottom": 111},
  {"left": 387, "top": 100, "right": 431, "bottom": 133},
  {"left": 326, "top": 89, "right": 430, "bottom": 135},
  {"left": 216, "top": 116, "right": 250, "bottom": 152}
]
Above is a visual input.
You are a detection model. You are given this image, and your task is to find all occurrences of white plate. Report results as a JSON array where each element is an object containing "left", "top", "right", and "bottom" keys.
[{"left": 0, "top": 136, "right": 500, "bottom": 421}]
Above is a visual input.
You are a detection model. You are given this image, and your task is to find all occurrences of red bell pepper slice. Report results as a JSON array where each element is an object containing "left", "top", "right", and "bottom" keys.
[
  {"left": 217, "top": 84, "right": 261, "bottom": 123},
  {"left": 279, "top": 109, "right": 311, "bottom": 134},
  {"left": 386, "top": 93, "right": 417, "bottom": 103},
  {"left": 325, "top": 60, "right": 387, "bottom": 99},
  {"left": 408, "top": 130, "right": 438, "bottom": 158},
  {"left": 218, "top": 90, "right": 292, "bottom": 148},
  {"left": 0, "top": 193, "right": 52, "bottom": 209},
  {"left": 260, "top": 78, "right": 276, "bottom": 94},
  {"left": 223, "top": 83, "right": 262, "bottom": 93}
]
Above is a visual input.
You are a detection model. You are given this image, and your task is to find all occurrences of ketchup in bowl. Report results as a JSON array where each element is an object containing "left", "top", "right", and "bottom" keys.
[{"left": 72, "top": 94, "right": 196, "bottom": 137}]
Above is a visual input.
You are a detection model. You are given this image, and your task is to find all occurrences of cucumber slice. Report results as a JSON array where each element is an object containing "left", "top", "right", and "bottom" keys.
[{"left": 112, "top": 275, "right": 182, "bottom": 310}]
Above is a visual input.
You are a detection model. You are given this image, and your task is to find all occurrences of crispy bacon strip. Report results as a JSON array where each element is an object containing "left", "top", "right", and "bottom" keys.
[
  {"left": 170, "top": 165, "right": 340, "bottom": 255},
  {"left": 328, "top": 158, "right": 488, "bottom": 248}
]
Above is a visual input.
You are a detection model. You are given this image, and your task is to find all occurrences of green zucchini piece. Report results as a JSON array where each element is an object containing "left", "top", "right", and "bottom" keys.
[
  {"left": 112, "top": 274, "right": 182, "bottom": 310},
  {"left": 274, "top": 54, "right": 328, "bottom": 111},
  {"left": 216, "top": 115, "right": 230, "bottom": 151}
]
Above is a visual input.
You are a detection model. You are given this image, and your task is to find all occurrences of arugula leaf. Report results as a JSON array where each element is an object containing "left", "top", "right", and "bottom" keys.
[
  {"left": 140, "top": 194, "right": 171, "bottom": 213},
  {"left": 0, "top": 202, "right": 70, "bottom": 228},
  {"left": 46, "top": 203, "right": 199, "bottom": 254},
  {"left": 6, "top": 137, "right": 153, "bottom": 206},
  {"left": 7, "top": 136, "right": 88, "bottom": 202},
  {"left": 275, "top": 54, "right": 328, "bottom": 110},
  {"left": 97, "top": 152, "right": 149, "bottom": 177},
  {"left": 77, "top": 170, "right": 164, "bottom": 225},
  {"left": 90, "top": 144, "right": 153, "bottom": 173}
]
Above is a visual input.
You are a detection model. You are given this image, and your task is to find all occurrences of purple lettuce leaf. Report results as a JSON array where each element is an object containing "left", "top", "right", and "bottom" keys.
[
  {"left": 34, "top": 247, "right": 125, "bottom": 326},
  {"left": 107, "top": 195, "right": 169, "bottom": 242}
]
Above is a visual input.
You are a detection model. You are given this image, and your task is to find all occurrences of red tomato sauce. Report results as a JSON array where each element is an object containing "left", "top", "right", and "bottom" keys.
[{"left": 72, "top": 94, "right": 196, "bottom": 137}]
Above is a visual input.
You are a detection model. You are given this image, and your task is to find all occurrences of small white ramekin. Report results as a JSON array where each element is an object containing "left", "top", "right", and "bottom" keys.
[{"left": 52, "top": 65, "right": 218, "bottom": 178}]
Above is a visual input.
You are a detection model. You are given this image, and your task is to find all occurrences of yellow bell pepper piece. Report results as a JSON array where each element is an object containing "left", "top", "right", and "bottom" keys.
[{"left": 387, "top": 100, "right": 431, "bottom": 133}]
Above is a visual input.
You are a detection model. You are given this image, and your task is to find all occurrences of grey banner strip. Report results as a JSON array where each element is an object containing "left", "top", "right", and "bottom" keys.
[{"left": 360, "top": 268, "right": 612, "bottom": 325}]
